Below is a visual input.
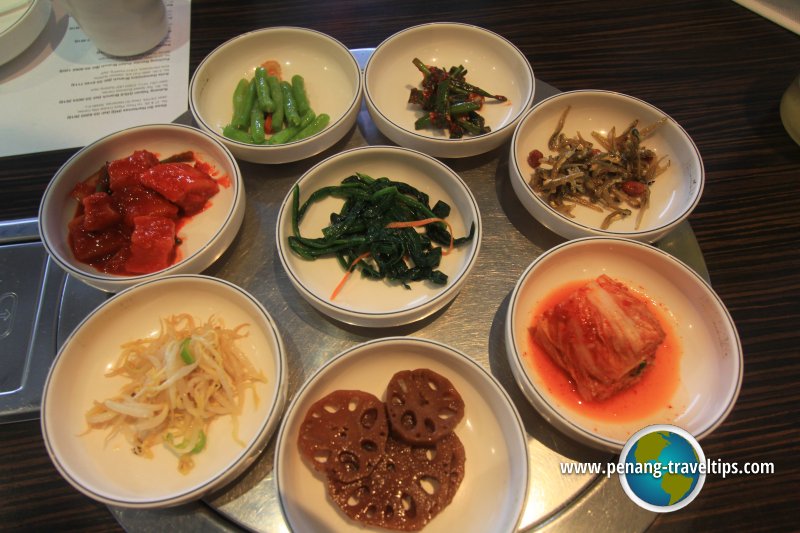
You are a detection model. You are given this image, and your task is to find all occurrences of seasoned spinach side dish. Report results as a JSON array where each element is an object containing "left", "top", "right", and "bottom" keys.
[{"left": 288, "top": 172, "right": 475, "bottom": 299}]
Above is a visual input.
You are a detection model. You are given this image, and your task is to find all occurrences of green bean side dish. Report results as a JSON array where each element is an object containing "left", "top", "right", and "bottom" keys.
[
  {"left": 409, "top": 57, "right": 507, "bottom": 139},
  {"left": 223, "top": 68, "right": 329, "bottom": 145},
  {"left": 288, "top": 172, "right": 476, "bottom": 299}
]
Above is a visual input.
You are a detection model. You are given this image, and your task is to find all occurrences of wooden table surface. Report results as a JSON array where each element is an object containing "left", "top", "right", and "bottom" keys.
[{"left": 2, "top": 0, "right": 798, "bottom": 531}]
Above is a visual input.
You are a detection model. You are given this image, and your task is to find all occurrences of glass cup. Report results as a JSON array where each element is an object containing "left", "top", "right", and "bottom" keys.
[
  {"left": 780, "top": 73, "right": 800, "bottom": 146},
  {"left": 60, "top": 0, "right": 168, "bottom": 57}
]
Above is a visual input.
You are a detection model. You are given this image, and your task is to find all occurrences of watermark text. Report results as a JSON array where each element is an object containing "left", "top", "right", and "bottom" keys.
[{"left": 560, "top": 459, "right": 774, "bottom": 479}]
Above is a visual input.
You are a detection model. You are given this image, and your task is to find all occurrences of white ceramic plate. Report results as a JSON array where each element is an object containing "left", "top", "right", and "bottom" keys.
[
  {"left": 190, "top": 26, "right": 362, "bottom": 164},
  {"left": 276, "top": 145, "right": 482, "bottom": 327},
  {"left": 275, "top": 337, "right": 529, "bottom": 533},
  {"left": 0, "top": 0, "right": 50, "bottom": 66},
  {"left": 364, "top": 22, "right": 535, "bottom": 158},
  {"left": 505, "top": 237, "right": 742, "bottom": 451},
  {"left": 39, "top": 123, "right": 245, "bottom": 293},
  {"left": 41, "top": 275, "right": 288, "bottom": 508},
  {"left": 509, "top": 90, "right": 704, "bottom": 242}
]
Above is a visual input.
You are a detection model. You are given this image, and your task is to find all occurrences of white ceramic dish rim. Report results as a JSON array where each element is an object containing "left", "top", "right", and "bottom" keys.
[
  {"left": 0, "top": 0, "right": 39, "bottom": 35},
  {"left": 38, "top": 123, "right": 244, "bottom": 286},
  {"left": 188, "top": 26, "right": 363, "bottom": 151},
  {"left": 505, "top": 236, "right": 743, "bottom": 450},
  {"left": 40, "top": 274, "right": 288, "bottom": 507},
  {"left": 275, "top": 144, "right": 483, "bottom": 322},
  {"left": 364, "top": 22, "right": 536, "bottom": 150},
  {"left": 274, "top": 335, "right": 530, "bottom": 532},
  {"left": 0, "top": 0, "right": 50, "bottom": 66},
  {"left": 510, "top": 89, "right": 705, "bottom": 238}
]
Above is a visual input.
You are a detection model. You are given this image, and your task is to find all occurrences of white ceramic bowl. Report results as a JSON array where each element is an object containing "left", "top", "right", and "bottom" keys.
[
  {"left": 190, "top": 27, "right": 363, "bottom": 164},
  {"left": 0, "top": 0, "right": 50, "bottom": 66},
  {"left": 276, "top": 145, "right": 482, "bottom": 328},
  {"left": 39, "top": 123, "right": 245, "bottom": 293},
  {"left": 364, "top": 22, "right": 535, "bottom": 159},
  {"left": 509, "top": 90, "right": 704, "bottom": 242},
  {"left": 505, "top": 237, "right": 742, "bottom": 452},
  {"left": 41, "top": 275, "right": 288, "bottom": 508},
  {"left": 275, "top": 337, "right": 529, "bottom": 532}
]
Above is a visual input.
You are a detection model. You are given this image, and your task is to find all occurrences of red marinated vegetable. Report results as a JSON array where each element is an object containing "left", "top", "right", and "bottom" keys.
[{"left": 67, "top": 150, "right": 223, "bottom": 276}]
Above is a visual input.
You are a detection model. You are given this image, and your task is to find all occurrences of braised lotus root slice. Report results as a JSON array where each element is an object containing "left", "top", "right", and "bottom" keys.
[
  {"left": 386, "top": 369, "right": 465, "bottom": 445},
  {"left": 298, "top": 390, "right": 389, "bottom": 483},
  {"left": 327, "top": 432, "right": 466, "bottom": 531}
]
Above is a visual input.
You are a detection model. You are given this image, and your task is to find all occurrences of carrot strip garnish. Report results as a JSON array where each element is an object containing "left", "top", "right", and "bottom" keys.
[
  {"left": 330, "top": 251, "right": 372, "bottom": 300},
  {"left": 385, "top": 218, "right": 454, "bottom": 255},
  {"left": 261, "top": 60, "right": 282, "bottom": 79}
]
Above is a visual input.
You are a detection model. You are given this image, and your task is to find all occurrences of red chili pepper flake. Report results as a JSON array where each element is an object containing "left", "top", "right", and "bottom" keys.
[
  {"left": 621, "top": 180, "right": 647, "bottom": 197},
  {"left": 527, "top": 149, "right": 544, "bottom": 168}
]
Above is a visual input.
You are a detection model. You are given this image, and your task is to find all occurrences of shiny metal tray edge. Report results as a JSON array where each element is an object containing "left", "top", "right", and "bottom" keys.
[{"left": 0, "top": 218, "right": 67, "bottom": 423}]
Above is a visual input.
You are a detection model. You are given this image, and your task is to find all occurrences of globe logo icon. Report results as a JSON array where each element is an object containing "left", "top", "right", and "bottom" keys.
[{"left": 618, "top": 424, "right": 706, "bottom": 512}]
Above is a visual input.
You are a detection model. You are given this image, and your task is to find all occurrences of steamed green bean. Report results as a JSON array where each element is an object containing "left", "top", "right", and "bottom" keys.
[{"left": 222, "top": 65, "right": 329, "bottom": 146}]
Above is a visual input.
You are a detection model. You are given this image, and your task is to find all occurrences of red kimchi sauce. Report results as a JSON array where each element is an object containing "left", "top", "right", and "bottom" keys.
[{"left": 525, "top": 279, "right": 682, "bottom": 423}]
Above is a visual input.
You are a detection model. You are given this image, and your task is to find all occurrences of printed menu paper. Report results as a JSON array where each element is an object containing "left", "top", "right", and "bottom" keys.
[{"left": 0, "top": 0, "right": 191, "bottom": 158}]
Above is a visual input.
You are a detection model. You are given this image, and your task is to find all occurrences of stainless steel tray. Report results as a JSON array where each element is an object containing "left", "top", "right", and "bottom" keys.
[{"left": 1, "top": 48, "right": 709, "bottom": 532}]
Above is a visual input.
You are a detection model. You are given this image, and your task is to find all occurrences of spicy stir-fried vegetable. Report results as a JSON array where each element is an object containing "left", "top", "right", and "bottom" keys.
[
  {"left": 288, "top": 172, "right": 475, "bottom": 299},
  {"left": 528, "top": 106, "right": 670, "bottom": 229},
  {"left": 408, "top": 57, "right": 507, "bottom": 139},
  {"left": 84, "top": 314, "right": 266, "bottom": 474}
]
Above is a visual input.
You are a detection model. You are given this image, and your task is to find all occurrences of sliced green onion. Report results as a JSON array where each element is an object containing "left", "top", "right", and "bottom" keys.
[
  {"left": 191, "top": 430, "right": 206, "bottom": 454},
  {"left": 165, "top": 432, "right": 183, "bottom": 448},
  {"left": 165, "top": 429, "right": 205, "bottom": 453},
  {"left": 179, "top": 337, "right": 194, "bottom": 364}
]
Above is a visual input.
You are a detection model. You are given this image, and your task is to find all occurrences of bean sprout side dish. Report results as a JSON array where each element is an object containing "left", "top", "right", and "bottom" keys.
[{"left": 83, "top": 314, "right": 266, "bottom": 474}]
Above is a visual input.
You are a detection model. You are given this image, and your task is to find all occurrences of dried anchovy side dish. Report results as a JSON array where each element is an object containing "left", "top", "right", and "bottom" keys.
[{"left": 527, "top": 106, "right": 670, "bottom": 229}]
